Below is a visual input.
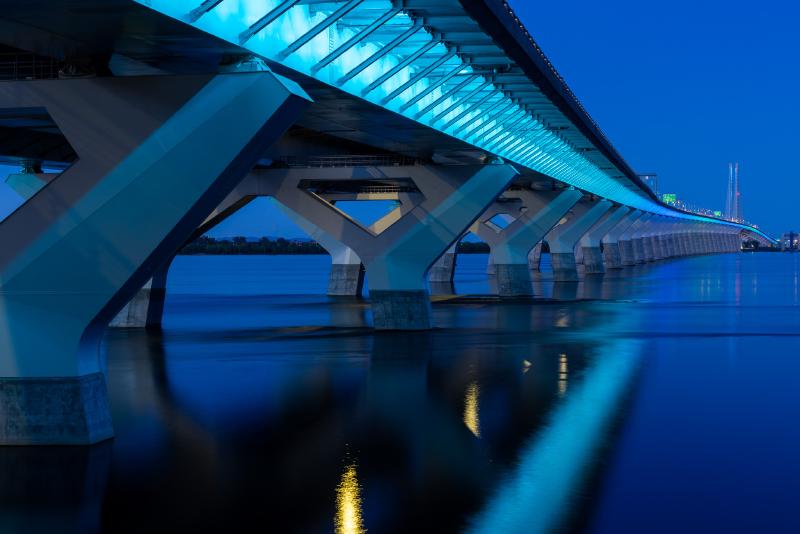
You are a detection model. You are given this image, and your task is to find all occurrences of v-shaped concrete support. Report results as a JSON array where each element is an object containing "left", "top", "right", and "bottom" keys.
[
  {"left": 0, "top": 72, "right": 309, "bottom": 444},
  {"left": 260, "top": 164, "right": 518, "bottom": 328},
  {"left": 472, "top": 188, "right": 582, "bottom": 296},
  {"left": 578, "top": 206, "right": 630, "bottom": 274},
  {"left": 545, "top": 199, "right": 612, "bottom": 281}
]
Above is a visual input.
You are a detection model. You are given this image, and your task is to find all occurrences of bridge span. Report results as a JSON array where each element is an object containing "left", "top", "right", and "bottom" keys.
[{"left": 0, "top": 0, "right": 774, "bottom": 444}]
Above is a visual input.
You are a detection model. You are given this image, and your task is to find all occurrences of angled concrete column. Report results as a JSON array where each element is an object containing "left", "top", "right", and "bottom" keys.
[
  {"left": 695, "top": 229, "right": 706, "bottom": 254},
  {"left": 729, "top": 231, "right": 741, "bottom": 252},
  {"left": 684, "top": 231, "right": 696, "bottom": 255},
  {"left": 110, "top": 182, "right": 262, "bottom": 329},
  {"left": 641, "top": 228, "right": 656, "bottom": 262},
  {"left": 676, "top": 231, "right": 686, "bottom": 255},
  {"left": 272, "top": 202, "right": 365, "bottom": 297},
  {"left": 693, "top": 230, "right": 703, "bottom": 254},
  {"left": 659, "top": 232, "right": 673, "bottom": 258},
  {"left": 473, "top": 188, "right": 583, "bottom": 296},
  {"left": 646, "top": 218, "right": 668, "bottom": 261},
  {"left": 681, "top": 230, "right": 693, "bottom": 255},
  {"left": 710, "top": 230, "right": 720, "bottom": 253},
  {"left": 662, "top": 222, "right": 681, "bottom": 258},
  {"left": 265, "top": 164, "right": 518, "bottom": 328},
  {"left": 651, "top": 234, "right": 663, "bottom": 260},
  {"left": 621, "top": 213, "right": 652, "bottom": 266},
  {"left": 528, "top": 242, "right": 543, "bottom": 272},
  {"left": 6, "top": 174, "right": 178, "bottom": 329},
  {"left": 698, "top": 231, "right": 708, "bottom": 253},
  {"left": 0, "top": 72, "right": 309, "bottom": 444},
  {"left": 718, "top": 232, "right": 727, "bottom": 252},
  {"left": 545, "top": 199, "right": 612, "bottom": 281},
  {"left": 429, "top": 244, "right": 457, "bottom": 283},
  {"left": 632, "top": 214, "right": 654, "bottom": 264},
  {"left": 602, "top": 210, "right": 641, "bottom": 269},
  {"left": 108, "top": 260, "right": 171, "bottom": 328},
  {"left": 580, "top": 206, "right": 630, "bottom": 274},
  {"left": 4, "top": 171, "right": 57, "bottom": 198}
]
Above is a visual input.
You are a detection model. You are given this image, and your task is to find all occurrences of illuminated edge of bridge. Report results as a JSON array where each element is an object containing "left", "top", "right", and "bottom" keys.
[{"left": 137, "top": 0, "right": 773, "bottom": 242}]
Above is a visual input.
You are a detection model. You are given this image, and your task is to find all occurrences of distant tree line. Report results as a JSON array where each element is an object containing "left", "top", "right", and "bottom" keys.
[
  {"left": 180, "top": 236, "right": 326, "bottom": 255},
  {"left": 180, "top": 236, "right": 494, "bottom": 255},
  {"left": 457, "top": 241, "right": 490, "bottom": 253}
]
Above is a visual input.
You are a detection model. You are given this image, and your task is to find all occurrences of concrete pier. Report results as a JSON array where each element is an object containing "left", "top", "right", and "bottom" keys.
[
  {"left": 267, "top": 163, "right": 518, "bottom": 328},
  {"left": 528, "top": 242, "right": 543, "bottom": 272},
  {"left": 0, "top": 374, "right": 113, "bottom": 445},
  {"left": 328, "top": 263, "right": 365, "bottom": 296},
  {"left": 550, "top": 253, "right": 579, "bottom": 282},
  {"left": 473, "top": 188, "right": 582, "bottom": 297},
  {"left": 429, "top": 246, "right": 458, "bottom": 295},
  {"left": 0, "top": 72, "right": 309, "bottom": 444},
  {"left": 578, "top": 206, "right": 630, "bottom": 274},
  {"left": 582, "top": 246, "right": 605, "bottom": 274},
  {"left": 545, "top": 199, "right": 612, "bottom": 281},
  {"left": 603, "top": 211, "right": 641, "bottom": 269},
  {"left": 495, "top": 263, "right": 534, "bottom": 297}
]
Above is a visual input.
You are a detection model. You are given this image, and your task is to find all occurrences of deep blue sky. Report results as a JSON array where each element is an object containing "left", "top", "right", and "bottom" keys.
[
  {"left": 507, "top": 0, "right": 798, "bottom": 236},
  {"left": 0, "top": 0, "right": 795, "bottom": 237}
]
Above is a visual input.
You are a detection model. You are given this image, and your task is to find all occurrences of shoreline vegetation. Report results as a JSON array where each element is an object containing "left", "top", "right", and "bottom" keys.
[
  {"left": 180, "top": 237, "right": 774, "bottom": 255},
  {"left": 180, "top": 237, "right": 492, "bottom": 255}
]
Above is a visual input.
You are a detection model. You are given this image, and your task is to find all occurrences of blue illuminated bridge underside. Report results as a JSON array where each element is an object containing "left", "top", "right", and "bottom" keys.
[{"left": 139, "top": 0, "right": 769, "bottom": 240}]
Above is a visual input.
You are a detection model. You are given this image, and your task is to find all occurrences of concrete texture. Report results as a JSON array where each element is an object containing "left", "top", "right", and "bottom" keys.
[
  {"left": 633, "top": 238, "right": 646, "bottom": 264},
  {"left": 428, "top": 251, "right": 457, "bottom": 283},
  {"left": 528, "top": 243, "right": 543, "bottom": 271},
  {"left": 370, "top": 290, "right": 432, "bottom": 330},
  {"left": 0, "top": 373, "right": 113, "bottom": 445},
  {"left": 328, "top": 263, "right": 365, "bottom": 296},
  {"left": 551, "top": 252, "right": 579, "bottom": 282},
  {"left": 582, "top": 246, "right": 605, "bottom": 274},
  {"left": 603, "top": 242, "right": 623, "bottom": 269},
  {"left": 620, "top": 240, "right": 636, "bottom": 266},
  {"left": 642, "top": 236, "right": 655, "bottom": 262},
  {"left": 495, "top": 263, "right": 533, "bottom": 297}
]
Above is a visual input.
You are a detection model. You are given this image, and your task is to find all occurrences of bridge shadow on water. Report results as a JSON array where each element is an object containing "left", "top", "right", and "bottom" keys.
[{"left": 5, "top": 253, "right": 800, "bottom": 533}]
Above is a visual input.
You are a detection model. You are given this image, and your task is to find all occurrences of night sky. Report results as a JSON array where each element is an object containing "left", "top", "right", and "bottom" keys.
[{"left": 0, "top": 0, "right": 795, "bottom": 237}]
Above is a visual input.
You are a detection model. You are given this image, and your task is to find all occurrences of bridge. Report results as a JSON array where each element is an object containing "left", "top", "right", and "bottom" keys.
[{"left": 0, "top": 0, "right": 774, "bottom": 445}]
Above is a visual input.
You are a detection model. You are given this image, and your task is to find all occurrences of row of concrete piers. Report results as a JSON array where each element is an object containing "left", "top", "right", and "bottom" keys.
[
  {"left": 0, "top": 72, "right": 766, "bottom": 445},
  {"left": 113, "top": 177, "right": 747, "bottom": 334}
]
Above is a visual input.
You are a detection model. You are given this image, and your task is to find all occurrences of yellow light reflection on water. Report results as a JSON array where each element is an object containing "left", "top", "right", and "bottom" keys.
[
  {"left": 335, "top": 463, "right": 365, "bottom": 534},
  {"left": 558, "top": 353, "right": 569, "bottom": 397},
  {"left": 464, "top": 381, "right": 481, "bottom": 438},
  {"left": 522, "top": 359, "right": 532, "bottom": 374}
]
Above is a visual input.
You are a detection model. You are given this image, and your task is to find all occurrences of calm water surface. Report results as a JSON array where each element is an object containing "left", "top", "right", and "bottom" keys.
[{"left": 5, "top": 253, "right": 800, "bottom": 533}]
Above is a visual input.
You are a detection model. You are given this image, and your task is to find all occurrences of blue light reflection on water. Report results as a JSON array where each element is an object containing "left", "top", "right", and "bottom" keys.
[{"left": 4, "top": 253, "right": 800, "bottom": 532}]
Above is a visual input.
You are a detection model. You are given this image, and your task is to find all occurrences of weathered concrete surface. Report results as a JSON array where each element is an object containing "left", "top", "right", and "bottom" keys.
[
  {"left": 551, "top": 252, "right": 579, "bottom": 282},
  {"left": 642, "top": 236, "right": 655, "bottom": 262},
  {"left": 370, "top": 290, "right": 431, "bottom": 330},
  {"left": 528, "top": 242, "right": 543, "bottom": 271},
  {"left": 620, "top": 240, "right": 636, "bottom": 266},
  {"left": 428, "top": 250, "right": 457, "bottom": 283},
  {"left": 603, "top": 242, "right": 623, "bottom": 269},
  {"left": 0, "top": 373, "right": 113, "bottom": 445},
  {"left": 582, "top": 246, "right": 605, "bottom": 274},
  {"left": 110, "top": 262, "right": 170, "bottom": 328},
  {"left": 633, "top": 237, "right": 646, "bottom": 264},
  {"left": 495, "top": 263, "right": 533, "bottom": 297},
  {"left": 328, "top": 263, "right": 365, "bottom": 296}
]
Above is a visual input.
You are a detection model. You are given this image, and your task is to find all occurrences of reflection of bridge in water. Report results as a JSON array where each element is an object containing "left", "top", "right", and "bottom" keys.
[
  {"left": 0, "top": 294, "right": 644, "bottom": 533},
  {"left": 0, "top": 0, "right": 774, "bottom": 446}
]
